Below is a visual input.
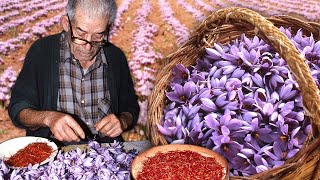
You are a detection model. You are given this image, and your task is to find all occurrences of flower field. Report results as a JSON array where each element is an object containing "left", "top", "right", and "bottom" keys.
[{"left": 0, "top": 0, "right": 320, "bottom": 143}]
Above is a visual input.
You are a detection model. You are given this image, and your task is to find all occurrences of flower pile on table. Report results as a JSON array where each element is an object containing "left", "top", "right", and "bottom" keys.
[
  {"left": 158, "top": 27, "right": 319, "bottom": 176},
  {"left": 0, "top": 141, "right": 137, "bottom": 179}
]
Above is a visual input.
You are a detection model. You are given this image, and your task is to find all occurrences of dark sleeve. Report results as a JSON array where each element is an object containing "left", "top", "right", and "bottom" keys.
[
  {"left": 118, "top": 50, "right": 140, "bottom": 130},
  {"left": 8, "top": 41, "right": 41, "bottom": 128}
]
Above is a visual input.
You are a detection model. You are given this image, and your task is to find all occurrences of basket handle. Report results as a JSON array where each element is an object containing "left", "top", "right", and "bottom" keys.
[{"left": 199, "top": 7, "right": 320, "bottom": 135}]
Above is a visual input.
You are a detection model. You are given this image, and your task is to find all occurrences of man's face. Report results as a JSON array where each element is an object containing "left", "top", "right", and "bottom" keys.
[{"left": 69, "top": 10, "right": 108, "bottom": 62}]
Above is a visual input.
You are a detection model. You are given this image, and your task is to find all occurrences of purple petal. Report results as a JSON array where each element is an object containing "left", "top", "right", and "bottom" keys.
[
  {"left": 166, "top": 92, "right": 182, "bottom": 103},
  {"left": 223, "top": 101, "right": 239, "bottom": 111},
  {"left": 256, "top": 165, "right": 268, "bottom": 173},
  {"left": 270, "top": 111, "right": 278, "bottom": 122},
  {"left": 204, "top": 114, "right": 219, "bottom": 130},
  {"left": 157, "top": 124, "right": 172, "bottom": 136},
  {"left": 215, "top": 93, "right": 228, "bottom": 107},
  {"left": 287, "top": 148, "right": 299, "bottom": 158},
  {"left": 214, "top": 43, "right": 225, "bottom": 54},
  {"left": 252, "top": 73, "right": 264, "bottom": 87},
  {"left": 222, "top": 53, "right": 238, "bottom": 61},
  {"left": 231, "top": 68, "right": 245, "bottom": 78},
  {"left": 263, "top": 103, "right": 274, "bottom": 116},
  {"left": 280, "top": 84, "right": 293, "bottom": 99},
  {"left": 223, "top": 65, "right": 237, "bottom": 75},
  {"left": 280, "top": 101, "right": 294, "bottom": 116},
  {"left": 206, "top": 47, "right": 222, "bottom": 59},
  {"left": 221, "top": 126, "right": 230, "bottom": 136},
  {"left": 242, "top": 112, "right": 257, "bottom": 121},
  {"left": 273, "top": 142, "right": 282, "bottom": 158},
  {"left": 200, "top": 98, "right": 217, "bottom": 112}
]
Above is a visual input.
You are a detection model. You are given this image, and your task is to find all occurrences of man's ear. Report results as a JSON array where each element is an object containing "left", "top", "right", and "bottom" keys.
[{"left": 61, "top": 15, "right": 69, "bottom": 32}]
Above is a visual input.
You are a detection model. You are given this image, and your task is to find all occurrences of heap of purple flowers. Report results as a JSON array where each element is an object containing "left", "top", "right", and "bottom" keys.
[
  {"left": 0, "top": 141, "right": 137, "bottom": 179},
  {"left": 158, "top": 27, "right": 319, "bottom": 176}
]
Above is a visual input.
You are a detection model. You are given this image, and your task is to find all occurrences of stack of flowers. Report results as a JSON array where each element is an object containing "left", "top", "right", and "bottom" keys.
[
  {"left": 0, "top": 141, "right": 137, "bottom": 179},
  {"left": 158, "top": 27, "right": 319, "bottom": 176}
]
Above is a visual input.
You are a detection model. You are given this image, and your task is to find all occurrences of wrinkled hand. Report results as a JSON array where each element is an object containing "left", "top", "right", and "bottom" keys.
[
  {"left": 94, "top": 114, "right": 123, "bottom": 137},
  {"left": 44, "top": 112, "right": 85, "bottom": 142}
]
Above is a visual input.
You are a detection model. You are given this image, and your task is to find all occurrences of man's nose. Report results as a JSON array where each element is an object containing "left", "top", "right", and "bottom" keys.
[
  {"left": 84, "top": 43, "right": 93, "bottom": 51},
  {"left": 84, "top": 35, "right": 93, "bottom": 50}
]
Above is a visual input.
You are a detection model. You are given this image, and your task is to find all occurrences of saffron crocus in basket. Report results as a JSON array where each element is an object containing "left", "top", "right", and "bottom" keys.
[{"left": 158, "top": 27, "right": 319, "bottom": 176}]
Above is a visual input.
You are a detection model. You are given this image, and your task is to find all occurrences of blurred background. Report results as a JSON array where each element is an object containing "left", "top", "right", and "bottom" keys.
[{"left": 1, "top": 0, "right": 319, "bottom": 143}]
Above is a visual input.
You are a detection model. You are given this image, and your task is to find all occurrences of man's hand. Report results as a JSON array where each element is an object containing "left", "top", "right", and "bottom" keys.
[
  {"left": 19, "top": 109, "right": 86, "bottom": 142},
  {"left": 43, "top": 112, "right": 85, "bottom": 142},
  {"left": 95, "top": 114, "right": 123, "bottom": 137}
]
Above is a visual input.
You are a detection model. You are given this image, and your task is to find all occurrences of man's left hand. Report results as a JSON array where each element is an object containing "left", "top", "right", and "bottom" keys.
[{"left": 94, "top": 114, "right": 123, "bottom": 137}]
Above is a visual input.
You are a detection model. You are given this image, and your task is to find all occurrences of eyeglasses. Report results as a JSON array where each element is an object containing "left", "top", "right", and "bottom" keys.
[{"left": 67, "top": 15, "right": 108, "bottom": 47}]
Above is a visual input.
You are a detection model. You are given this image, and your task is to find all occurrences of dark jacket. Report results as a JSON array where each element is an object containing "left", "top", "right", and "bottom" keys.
[{"left": 8, "top": 33, "right": 140, "bottom": 143}]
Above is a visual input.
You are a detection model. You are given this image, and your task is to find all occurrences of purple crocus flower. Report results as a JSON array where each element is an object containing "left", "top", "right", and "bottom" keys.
[
  {"left": 205, "top": 43, "right": 226, "bottom": 60},
  {"left": 292, "top": 29, "right": 309, "bottom": 50},
  {"left": 182, "top": 103, "right": 200, "bottom": 119},
  {"left": 242, "top": 118, "right": 273, "bottom": 147},
  {"left": 301, "top": 35, "right": 320, "bottom": 61},
  {"left": 266, "top": 141, "right": 299, "bottom": 167},
  {"left": 187, "top": 121, "right": 206, "bottom": 145},
  {"left": 157, "top": 115, "right": 185, "bottom": 142},
  {"left": 189, "top": 87, "right": 214, "bottom": 104},
  {"left": 279, "top": 83, "right": 298, "bottom": 100},
  {"left": 200, "top": 98, "right": 217, "bottom": 112},
  {"left": 166, "top": 81, "right": 196, "bottom": 104},
  {"left": 251, "top": 73, "right": 264, "bottom": 88},
  {"left": 237, "top": 88, "right": 255, "bottom": 110},
  {"left": 171, "top": 64, "right": 190, "bottom": 84},
  {"left": 195, "top": 58, "right": 211, "bottom": 73},
  {"left": 271, "top": 123, "right": 303, "bottom": 151},
  {"left": 223, "top": 44, "right": 241, "bottom": 63},
  {"left": 241, "top": 34, "right": 266, "bottom": 51},
  {"left": 255, "top": 52, "right": 274, "bottom": 71},
  {"left": 231, "top": 67, "right": 246, "bottom": 78},
  {"left": 242, "top": 73, "right": 254, "bottom": 87},
  {"left": 164, "top": 106, "right": 179, "bottom": 120},
  {"left": 211, "top": 126, "right": 243, "bottom": 162},
  {"left": 225, "top": 78, "right": 242, "bottom": 92},
  {"left": 238, "top": 48, "right": 260, "bottom": 68},
  {"left": 205, "top": 113, "right": 242, "bottom": 141}
]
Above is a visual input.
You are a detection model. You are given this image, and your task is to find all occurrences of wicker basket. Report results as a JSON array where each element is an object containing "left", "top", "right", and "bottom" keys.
[{"left": 147, "top": 7, "right": 320, "bottom": 179}]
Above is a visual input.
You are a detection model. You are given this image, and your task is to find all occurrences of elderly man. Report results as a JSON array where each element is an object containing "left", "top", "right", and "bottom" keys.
[{"left": 8, "top": 0, "right": 140, "bottom": 145}]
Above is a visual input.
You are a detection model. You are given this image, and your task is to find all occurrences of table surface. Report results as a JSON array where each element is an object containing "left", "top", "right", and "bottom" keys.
[
  {"left": 61, "top": 140, "right": 153, "bottom": 153},
  {"left": 123, "top": 140, "right": 153, "bottom": 152}
]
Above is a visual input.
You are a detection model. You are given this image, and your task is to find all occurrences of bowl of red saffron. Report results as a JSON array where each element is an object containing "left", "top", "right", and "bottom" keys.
[
  {"left": 131, "top": 144, "right": 229, "bottom": 180},
  {"left": 0, "top": 136, "right": 58, "bottom": 168}
]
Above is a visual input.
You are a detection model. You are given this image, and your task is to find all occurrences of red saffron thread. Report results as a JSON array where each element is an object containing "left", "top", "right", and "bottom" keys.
[
  {"left": 4, "top": 142, "right": 54, "bottom": 167},
  {"left": 137, "top": 150, "right": 225, "bottom": 180}
]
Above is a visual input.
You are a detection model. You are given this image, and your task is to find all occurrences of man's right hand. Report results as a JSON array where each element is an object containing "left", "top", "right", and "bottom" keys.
[
  {"left": 19, "top": 109, "right": 85, "bottom": 142},
  {"left": 43, "top": 112, "right": 85, "bottom": 142}
]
